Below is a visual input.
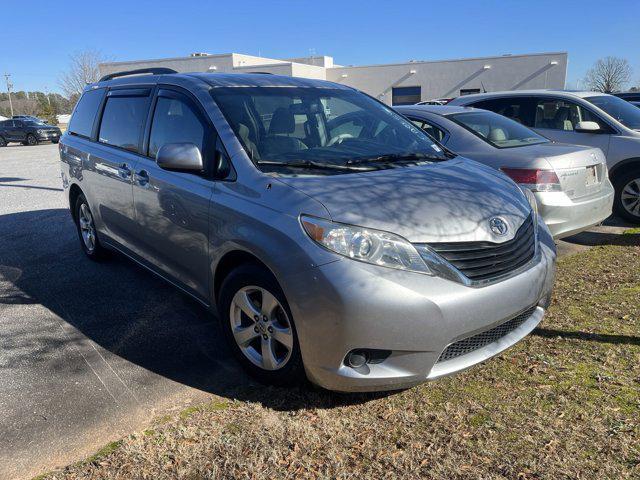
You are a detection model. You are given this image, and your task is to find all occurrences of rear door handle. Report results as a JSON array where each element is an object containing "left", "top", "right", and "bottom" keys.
[
  {"left": 117, "top": 164, "right": 131, "bottom": 179},
  {"left": 135, "top": 169, "right": 149, "bottom": 186}
]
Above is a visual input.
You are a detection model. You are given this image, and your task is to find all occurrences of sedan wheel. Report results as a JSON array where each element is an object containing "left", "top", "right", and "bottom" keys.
[
  {"left": 0, "top": 137, "right": 6, "bottom": 147},
  {"left": 620, "top": 177, "right": 640, "bottom": 219},
  {"left": 78, "top": 203, "right": 96, "bottom": 253},
  {"left": 26, "top": 134, "right": 38, "bottom": 146},
  {"left": 230, "top": 286, "right": 294, "bottom": 371}
]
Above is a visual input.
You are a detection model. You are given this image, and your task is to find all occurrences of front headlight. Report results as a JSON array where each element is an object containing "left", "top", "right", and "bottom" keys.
[
  {"left": 300, "top": 215, "right": 433, "bottom": 275},
  {"left": 37, "top": 129, "right": 46, "bottom": 135}
]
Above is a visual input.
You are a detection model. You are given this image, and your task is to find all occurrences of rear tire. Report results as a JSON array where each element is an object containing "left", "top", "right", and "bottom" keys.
[
  {"left": 0, "top": 136, "right": 6, "bottom": 147},
  {"left": 218, "top": 264, "right": 305, "bottom": 387},
  {"left": 52, "top": 139, "right": 59, "bottom": 144},
  {"left": 74, "top": 194, "right": 108, "bottom": 260},
  {"left": 613, "top": 169, "right": 640, "bottom": 224},
  {"left": 26, "top": 134, "right": 38, "bottom": 146}
]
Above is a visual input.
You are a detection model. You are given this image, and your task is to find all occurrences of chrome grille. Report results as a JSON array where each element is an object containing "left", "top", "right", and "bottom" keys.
[
  {"left": 437, "top": 305, "right": 537, "bottom": 363},
  {"left": 426, "top": 214, "right": 535, "bottom": 282}
]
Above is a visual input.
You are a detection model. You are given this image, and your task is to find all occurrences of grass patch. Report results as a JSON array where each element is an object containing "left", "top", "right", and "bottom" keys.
[{"left": 38, "top": 241, "right": 640, "bottom": 479}]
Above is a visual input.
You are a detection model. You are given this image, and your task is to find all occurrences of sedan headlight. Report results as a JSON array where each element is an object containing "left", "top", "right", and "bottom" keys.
[
  {"left": 37, "top": 129, "right": 47, "bottom": 135},
  {"left": 300, "top": 215, "right": 433, "bottom": 274}
]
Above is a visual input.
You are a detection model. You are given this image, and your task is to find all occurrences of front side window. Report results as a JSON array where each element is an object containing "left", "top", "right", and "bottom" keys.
[
  {"left": 211, "top": 87, "right": 448, "bottom": 175},
  {"left": 98, "top": 95, "right": 149, "bottom": 153},
  {"left": 448, "top": 110, "right": 549, "bottom": 149},
  {"left": 470, "top": 98, "right": 536, "bottom": 127},
  {"left": 149, "top": 97, "right": 205, "bottom": 158},
  {"left": 69, "top": 88, "right": 105, "bottom": 138},
  {"left": 586, "top": 95, "right": 640, "bottom": 130},
  {"left": 533, "top": 99, "right": 601, "bottom": 131}
]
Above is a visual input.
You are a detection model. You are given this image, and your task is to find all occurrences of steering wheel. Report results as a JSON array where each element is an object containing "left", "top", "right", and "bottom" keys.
[{"left": 327, "top": 133, "right": 355, "bottom": 146}]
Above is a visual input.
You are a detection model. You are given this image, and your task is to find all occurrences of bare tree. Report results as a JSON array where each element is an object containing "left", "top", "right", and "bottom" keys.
[
  {"left": 59, "top": 49, "right": 110, "bottom": 102},
  {"left": 583, "top": 57, "right": 632, "bottom": 93}
]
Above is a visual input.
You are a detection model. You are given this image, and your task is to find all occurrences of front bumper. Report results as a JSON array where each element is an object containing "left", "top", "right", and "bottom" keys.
[
  {"left": 283, "top": 226, "right": 556, "bottom": 392},
  {"left": 537, "top": 179, "right": 614, "bottom": 239},
  {"left": 36, "top": 131, "right": 61, "bottom": 141}
]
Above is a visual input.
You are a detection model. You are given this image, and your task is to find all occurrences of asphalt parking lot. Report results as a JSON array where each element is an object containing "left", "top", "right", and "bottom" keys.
[{"left": 0, "top": 144, "right": 634, "bottom": 479}]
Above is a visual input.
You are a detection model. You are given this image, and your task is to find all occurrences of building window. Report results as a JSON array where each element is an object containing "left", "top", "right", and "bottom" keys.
[
  {"left": 460, "top": 88, "right": 481, "bottom": 96},
  {"left": 392, "top": 86, "right": 421, "bottom": 105}
]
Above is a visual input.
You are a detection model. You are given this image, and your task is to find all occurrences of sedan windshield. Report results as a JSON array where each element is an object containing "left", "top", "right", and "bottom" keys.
[
  {"left": 210, "top": 87, "right": 449, "bottom": 174},
  {"left": 586, "top": 95, "right": 640, "bottom": 130},
  {"left": 447, "top": 110, "right": 549, "bottom": 148}
]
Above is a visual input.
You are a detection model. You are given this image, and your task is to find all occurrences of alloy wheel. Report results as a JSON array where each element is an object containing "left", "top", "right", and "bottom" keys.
[
  {"left": 27, "top": 135, "right": 37, "bottom": 146},
  {"left": 229, "top": 286, "right": 294, "bottom": 371},
  {"left": 78, "top": 203, "right": 96, "bottom": 253},
  {"left": 621, "top": 177, "right": 640, "bottom": 218}
]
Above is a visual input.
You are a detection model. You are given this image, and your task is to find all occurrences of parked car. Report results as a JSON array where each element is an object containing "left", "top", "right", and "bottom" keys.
[
  {"left": 416, "top": 98, "right": 452, "bottom": 106},
  {"left": 631, "top": 101, "right": 640, "bottom": 109},
  {"left": 396, "top": 105, "right": 614, "bottom": 239},
  {"left": 449, "top": 91, "right": 640, "bottom": 223},
  {"left": 60, "top": 69, "right": 556, "bottom": 392},
  {"left": 614, "top": 92, "right": 640, "bottom": 103},
  {"left": 0, "top": 118, "right": 61, "bottom": 146},
  {"left": 13, "top": 115, "right": 46, "bottom": 123}
]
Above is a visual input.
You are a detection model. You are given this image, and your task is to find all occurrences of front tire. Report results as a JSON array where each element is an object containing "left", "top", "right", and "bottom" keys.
[
  {"left": 0, "top": 136, "right": 6, "bottom": 147},
  {"left": 26, "top": 134, "right": 38, "bottom": 146},
  {"left": 218, "top": 264, "right": 305, "bottom": 386},
  {"left": 74, "top": 194, "right": 108, "bottom": 260},
  {"left": 613, "top": 169, "right": 640, "bottom": 224}
]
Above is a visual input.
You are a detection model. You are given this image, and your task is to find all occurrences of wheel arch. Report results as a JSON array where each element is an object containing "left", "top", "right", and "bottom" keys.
[
  {"left": 609, "top": 157, "right": 640, "bottom": 184},
  {"left": 68, "top": 183, "right": 84, "bottom": 222},
  {"left": 213, "top": 248, "right": 276, "bottom": 306}
]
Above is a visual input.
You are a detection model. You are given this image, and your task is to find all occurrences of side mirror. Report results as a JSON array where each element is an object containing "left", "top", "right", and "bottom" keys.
[
  {"left": 574, "top": 121, "right": 602, "bottom": 133},
  {"left": 156, "top": 143, "right": 204, "bottom": 172}
]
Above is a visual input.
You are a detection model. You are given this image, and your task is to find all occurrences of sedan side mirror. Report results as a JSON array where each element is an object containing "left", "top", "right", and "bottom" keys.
[
  {"left": 156, "top": 143, "right": 204, "bottom": 172},
  {"left": 574, "top": 121, "right": 602, "bottom": 133}
]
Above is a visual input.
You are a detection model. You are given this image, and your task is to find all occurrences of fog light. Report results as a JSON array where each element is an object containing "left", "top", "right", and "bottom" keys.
[{"left": 346, "top": 350, "right": 369, "bottom": 368}]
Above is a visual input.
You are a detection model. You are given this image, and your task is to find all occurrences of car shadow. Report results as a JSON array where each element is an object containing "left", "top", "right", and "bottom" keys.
[
  {"left": 0, "top": 208, "right": 388, "bottom": 411},
  {"left": 533, "top": 328, "right": 640, "bottom": 346}
]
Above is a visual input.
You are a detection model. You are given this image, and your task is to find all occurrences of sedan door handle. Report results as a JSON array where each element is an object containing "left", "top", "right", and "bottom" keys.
[
  {"left": 117, "top": 164, "right": 131, "bottom": 179},
  {"left": 135, "top": 169, "right": 150, "bottom": 186}
]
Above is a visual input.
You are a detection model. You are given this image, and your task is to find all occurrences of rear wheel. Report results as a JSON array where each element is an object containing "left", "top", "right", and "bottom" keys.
[
  {"left": 74, "top": 194, "right": 108, "bottom": 260},
  {"left": 613, "top": 170, "right": 640, "bottom": 224},
  {"left": 0, "top": 136, "right": 6, "bottom": 147},
  {"left": 218, "top": 264, "right": 305, "bottom": 386},
  {"left": 26, "top": 134, "right": 38, "bottom": 146}
]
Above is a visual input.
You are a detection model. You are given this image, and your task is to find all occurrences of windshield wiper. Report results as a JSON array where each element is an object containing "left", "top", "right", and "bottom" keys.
[
  {"left": 347, "top": 152, "right": 445, "bottom": 165},
  {"left": 257, "top": 159, "right": 374, "bottom": 172}
]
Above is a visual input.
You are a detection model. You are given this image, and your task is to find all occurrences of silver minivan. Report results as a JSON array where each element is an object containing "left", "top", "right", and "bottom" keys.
[
  {"left": 60, "top": 70, "right": 556, "bottom": 392},
  {"left": 449, "top": 90, "right": 640, "bottom": 223}
]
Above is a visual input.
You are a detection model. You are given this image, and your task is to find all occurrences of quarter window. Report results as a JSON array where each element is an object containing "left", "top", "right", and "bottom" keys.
[
  {"left": 149, "top": 97, "right": 205, "bottom": 158},
  {"left": 98, "top": 94, "right": 149, "bottom": 153},
  {"left": 533, "top": 99, "right": 600, "bottom": 131},
  {"left": 69, "top": 88, "right": 105, "bottom": 138}
]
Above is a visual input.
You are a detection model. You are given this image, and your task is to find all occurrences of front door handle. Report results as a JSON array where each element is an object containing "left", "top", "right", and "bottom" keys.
[
  {"left": 135, "top": 169, "right": 150, "bottom": 186},
  {"left": 117, "top": 164, "right": 131, "bottom": 179}
]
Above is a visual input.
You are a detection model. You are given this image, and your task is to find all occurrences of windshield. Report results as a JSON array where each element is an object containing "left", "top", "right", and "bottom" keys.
[
  {"left": 586, "top": 95, "right": 640, "bottom": 130},
  {"left": 210, "top": 87, "right": 449, "bottom": 174},
  {"left": 447, "top": 110, "right": 549, "bottom": 148}
]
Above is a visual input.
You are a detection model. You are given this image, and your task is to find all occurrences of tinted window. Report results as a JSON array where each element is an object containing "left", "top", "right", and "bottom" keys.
[
  {"left": 448, "top": 110, "right": 548, "bottom": 148},
  {"left": 410, "top": 119, "right": 446, "bottom": 142},
  {"left": 14, "top": 120, "right": 23, "bottom": 127},
  {"left": 69, "top": 88, "right": 105, "bottom": 137},
  {"left": 460, "top": 88, "right": 480, "bottom": 96},
  {"left": 98, "top": 95, "right": 149, "bottom": 153},
  {"left": 534, "top": 99, "right": 601, "bottom": 131},
  {"left": 392, "top": 86, "right": 421, "bottom": 106},
  {"left": 470, "top": 98, "right": 536, "bottom": 126},
  {"left": 149, "top": 97, "right": 206, "bottom": 158},
  {"left": 586, "top": 95, "right": 640, "bottom": 130}
]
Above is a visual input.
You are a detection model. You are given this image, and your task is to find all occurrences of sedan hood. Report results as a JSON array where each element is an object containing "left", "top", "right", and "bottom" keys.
[{"left": 277, "top": 158, "right": 531, "bottom": 243}]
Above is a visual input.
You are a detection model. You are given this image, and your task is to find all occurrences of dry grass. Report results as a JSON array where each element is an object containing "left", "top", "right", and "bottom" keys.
[{"left": 41, "top": 237, "right": 640, "bottom": 480}]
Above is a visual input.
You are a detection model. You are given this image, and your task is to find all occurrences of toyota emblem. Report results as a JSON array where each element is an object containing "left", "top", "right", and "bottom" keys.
[{"left": 489, "top": 217, "right": 509, "bottom": 236}]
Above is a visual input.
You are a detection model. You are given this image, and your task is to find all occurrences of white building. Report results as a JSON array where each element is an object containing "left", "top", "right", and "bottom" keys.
[{"left": 99, "top": 51, "right": 568, "bottom": 106}]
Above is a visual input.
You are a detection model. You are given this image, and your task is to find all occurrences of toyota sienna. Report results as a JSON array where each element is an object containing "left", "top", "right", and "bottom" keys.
[{"left": 59, "top": 70, "right": 556, "bottom": 392}]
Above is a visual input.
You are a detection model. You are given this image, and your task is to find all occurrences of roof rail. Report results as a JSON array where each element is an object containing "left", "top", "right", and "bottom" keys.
[{"left": 98, "top": 68, "right": 178, "bottom": 83}]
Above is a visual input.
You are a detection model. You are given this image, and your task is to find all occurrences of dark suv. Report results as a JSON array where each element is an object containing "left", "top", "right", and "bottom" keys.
[{"left": 0, "top": 118, "right": 62, "bottom": 147}]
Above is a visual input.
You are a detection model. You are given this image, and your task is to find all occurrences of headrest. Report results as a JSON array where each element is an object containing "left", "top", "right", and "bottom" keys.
[
  {"left": 269, "top": 107, "right": 295, "bottom": 134},
  {"left": 488, "top": 128, "right": 507, "bottom": 142},
  {"left": 543, "top": 102, "right": 557, "bottom": 119}
]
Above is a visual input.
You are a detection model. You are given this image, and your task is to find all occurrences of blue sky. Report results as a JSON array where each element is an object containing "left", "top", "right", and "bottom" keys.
[{"left": 2, "top": 0, "right": 638, "bottom": 94}]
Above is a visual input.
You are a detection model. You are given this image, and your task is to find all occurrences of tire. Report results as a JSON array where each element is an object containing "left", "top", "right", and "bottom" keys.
[
  {"left": 74, "top": 194, "right": 108, "bottom": 260},
  {"left": 26, "top": 134, "right": 38, "bottom": 146},
  {"left": 52, "top": 139, "right": 59, "bottom": 144},
  {"left": 218, "top": 263, "right": 305, "bottom": 386},
  {"left": 613, "top": 169, "right": 640, "bottom": 224},
  {"left": 0, "top": 136, "right": 6, "bottom": 147}
]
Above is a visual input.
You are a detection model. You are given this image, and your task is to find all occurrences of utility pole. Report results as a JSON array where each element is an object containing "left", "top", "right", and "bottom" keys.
[{"left": 4, "top": 73, "right": 13, "bottom": 117}]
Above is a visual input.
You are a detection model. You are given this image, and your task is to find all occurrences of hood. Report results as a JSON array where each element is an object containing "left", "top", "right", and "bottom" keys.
[{"left": 278, "top": 158, "right": 531, "bottom": 243}]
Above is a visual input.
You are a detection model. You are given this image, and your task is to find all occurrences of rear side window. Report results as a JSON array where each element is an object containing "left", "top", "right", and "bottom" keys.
[
  {"left": 98, "top": 93, "right": 150, "bottom": 153},
  {"left": 469, "top": 98, "right": 536, "bottom": 127},
  {"left": 149, "top": 97, "right": 205, "bottom": 158},
  {"left": 69, "top": 88, "right": 105, "bottom": 138}
]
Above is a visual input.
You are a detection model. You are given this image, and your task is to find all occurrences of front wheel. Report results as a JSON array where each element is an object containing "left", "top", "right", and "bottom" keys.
[
  {"left": 218, "top": 264, "right": 305, "bottom": 386},
  {"left": 613, "top": 170, "right": 640, "bottom": 224},
  {"left": 0, "top": 136, "right": 6, "bottom": 147},
  {"left": 26, "top": 134, "right": 38, "bottom": 146}
]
